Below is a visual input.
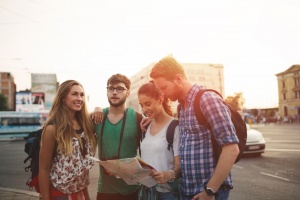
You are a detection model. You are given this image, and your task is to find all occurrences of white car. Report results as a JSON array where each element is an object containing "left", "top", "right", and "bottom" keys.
[{"left": 243, "top": 124, "right": 266, "bottom": 156}]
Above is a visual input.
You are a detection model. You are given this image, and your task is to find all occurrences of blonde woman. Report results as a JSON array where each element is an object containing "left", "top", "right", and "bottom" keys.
[{"left": 39, "top": 80, "right": 97, "bottom": 200}]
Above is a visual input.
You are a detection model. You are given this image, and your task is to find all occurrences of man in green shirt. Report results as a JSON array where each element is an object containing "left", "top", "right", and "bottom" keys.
[{"left": 95, "top": 73, "right": 142, "bottom": 200}]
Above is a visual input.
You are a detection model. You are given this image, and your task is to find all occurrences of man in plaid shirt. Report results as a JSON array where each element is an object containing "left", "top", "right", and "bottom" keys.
[{"left": 150, "top": 56, "right": 239, "bottom": 200}]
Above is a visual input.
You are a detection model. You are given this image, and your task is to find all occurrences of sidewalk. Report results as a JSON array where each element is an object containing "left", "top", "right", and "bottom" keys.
[
  {"left": 0, "top": 187, "right": 39, "bottom": 200},
  {"left": 250, "top": 122, "right": 300, "bottom": 129},
  {"left": 0, "top": 163, "right": 98, "bottom": 200}
]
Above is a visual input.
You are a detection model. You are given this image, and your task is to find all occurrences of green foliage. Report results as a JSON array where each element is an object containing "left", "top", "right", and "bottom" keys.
[
  {"left": 0, "top": 93, "right": 9, "bottom": 111},
  {"left": 225, "top": 92, "right": 244, "bottom": 111}
]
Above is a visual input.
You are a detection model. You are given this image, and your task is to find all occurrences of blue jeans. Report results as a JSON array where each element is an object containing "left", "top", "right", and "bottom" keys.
[
  {"left": 216, "top": 187, "right": 230, "bottom": 200},
  {"left": 181, "top": 188, "right": 231, "bottom": 200}
]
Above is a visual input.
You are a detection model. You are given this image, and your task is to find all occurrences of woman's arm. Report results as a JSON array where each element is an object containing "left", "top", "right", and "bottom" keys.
[
  {"left": 172, "top": 155, "right": 181, "bottom": 180},
  {"left": 140, "top": 117, "right": 152, "bottom": 132},
  {"left": 150, "top": 155, "right": 180, "bottom": 184},
  {"left": 90, "top": 107, "right": 104, "bottom": 124},
  {"left": 39, "top": 125, "right": 56, "bottom": 200}
]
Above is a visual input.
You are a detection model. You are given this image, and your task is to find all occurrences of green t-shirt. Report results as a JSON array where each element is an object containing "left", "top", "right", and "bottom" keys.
[{"left": 95, "top": 107, "right": 139, "bottom": 195}]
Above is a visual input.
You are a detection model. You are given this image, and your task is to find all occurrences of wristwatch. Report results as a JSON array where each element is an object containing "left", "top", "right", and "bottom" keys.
[{"left": 204, "top": 185, "right": 217, "bottom": 196}]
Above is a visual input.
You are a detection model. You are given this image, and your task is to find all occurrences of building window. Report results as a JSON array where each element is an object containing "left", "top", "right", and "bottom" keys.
[
  {"left": 296, "top": 91, "right": 300, "bottom": 99},
  {"left": 284, "top": 106, "right": 288, "bottom": 116},
  {"left": 2, "top": 89, "right": 9, "bottom": 95},
  {"left": 295, "top": 77, "right": 300, "bottom": 86},
  {"left": 282, "top": 81, "right": 285, "bottom": 88},
  {"left": 283, "top": 93, "right": 286, "bottom": 100},
  {"left": 2, "top": 81, "right": 9, "bottom": 87}
]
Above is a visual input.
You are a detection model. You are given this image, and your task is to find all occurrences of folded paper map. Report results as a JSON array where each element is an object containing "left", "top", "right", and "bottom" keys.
[{"left": 88, "top": 156, "right": 171, "bottom": 189}]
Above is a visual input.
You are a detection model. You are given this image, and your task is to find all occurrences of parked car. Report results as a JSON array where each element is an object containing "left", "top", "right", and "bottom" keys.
[{"left": 244, "top": 124, "right": 266, "bottom": 156}]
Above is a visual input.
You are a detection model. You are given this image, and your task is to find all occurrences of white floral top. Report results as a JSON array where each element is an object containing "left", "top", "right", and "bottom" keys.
[{"left": 50, "top": 132, "right": 94, "bottom": 194}]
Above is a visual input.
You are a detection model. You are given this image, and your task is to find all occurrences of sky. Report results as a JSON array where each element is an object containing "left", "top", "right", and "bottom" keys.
[{"left": 0, "top": 0, "right": 300, "bottom": 111}]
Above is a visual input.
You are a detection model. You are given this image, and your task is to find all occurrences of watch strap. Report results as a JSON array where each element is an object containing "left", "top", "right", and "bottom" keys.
[{"left": 204, "top": 184, "right": 217, "bottom": 196}]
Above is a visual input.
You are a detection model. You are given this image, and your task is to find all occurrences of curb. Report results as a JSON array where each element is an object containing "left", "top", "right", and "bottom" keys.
[{"left": 0, "top": 187, "right": 39, "bottom": 197}]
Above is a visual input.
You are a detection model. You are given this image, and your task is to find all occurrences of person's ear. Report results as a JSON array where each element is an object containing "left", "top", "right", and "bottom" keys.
[
  {"left": 159, "top": 96, "right": 164, "bottom": 104},
  {"left": 174, "top": 74, "right": 183, "bottom": 87},
  {"left": 175, "top": 74, "right": 183, "bottom": 83}
]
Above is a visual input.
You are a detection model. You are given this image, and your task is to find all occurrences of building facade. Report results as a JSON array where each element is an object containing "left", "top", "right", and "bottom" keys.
[
  {"left": 31, "top": 73, "right": 58, "bottom": 111},
  {"left": 0, "top": 72, "right": 16, "bottom": 110},
  {"left": 276, "top": 65, "right": 300, "bottom": 119},
  {"left": 127, "top": 62, "right": 224, "bottom": 114}
]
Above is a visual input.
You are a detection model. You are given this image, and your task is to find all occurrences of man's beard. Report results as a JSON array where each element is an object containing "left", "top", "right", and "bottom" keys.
[
  {"left": 168, "top": 89, "right": 181, "bottom": 102},
  {"left": 108, "top": 97, "right": 126, "bottom": 107}
]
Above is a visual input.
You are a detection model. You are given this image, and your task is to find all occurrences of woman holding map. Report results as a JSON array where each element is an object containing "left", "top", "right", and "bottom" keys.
[{"left": 138, "top": 81, "right": 181, "bottom": 200}]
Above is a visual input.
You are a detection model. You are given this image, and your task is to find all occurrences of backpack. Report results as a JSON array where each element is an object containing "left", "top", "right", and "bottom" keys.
[
  {"left": 138, "top": 119, "right": 179, "bottom": 154},
  {"left": 178, "top": 89, "right": 247, "bottom": 163},
  {"left": 24, "top": 128, "right": 43, "bottom": 192}
]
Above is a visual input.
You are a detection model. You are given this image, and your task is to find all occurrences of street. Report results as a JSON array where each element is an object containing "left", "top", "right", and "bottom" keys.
[
  {"left": 231, "top": 123, "right": 300, "bottom": 200},
  {"left": 0, "top": 123, "right": 299, "bottom": 200}
]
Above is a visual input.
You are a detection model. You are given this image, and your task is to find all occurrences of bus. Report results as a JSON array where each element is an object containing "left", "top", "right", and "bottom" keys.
[{"left": 0, "top": 111, "right": 49, "bottom": 138}]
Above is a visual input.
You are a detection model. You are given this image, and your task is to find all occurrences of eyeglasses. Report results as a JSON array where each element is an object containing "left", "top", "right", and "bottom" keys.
[{"left": 107, "top": 86, "right": 127, "bottom": 93}]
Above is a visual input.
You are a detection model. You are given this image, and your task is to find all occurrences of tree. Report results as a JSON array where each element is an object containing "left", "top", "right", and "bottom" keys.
[
  {"left": 225, "top": 92, "right": 245, "bottom": 111},
  {"left": 0, "top": 93, "right": 9, "bottom": 111}
]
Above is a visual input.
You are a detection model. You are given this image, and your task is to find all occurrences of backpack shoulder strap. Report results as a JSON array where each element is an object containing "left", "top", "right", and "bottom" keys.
[
  {"left": 136, "top": 111, "right": 143, "bottom": 156},
  {"left": 194, "top": 89, "right": 223, "bottom": 161},
  {"left": 136, "top": 112, "right": 143, "bottom": 139},
  {"left": 166, "top": 119, "right": 179, "bottom": 150},
  {"left": 194, "top": 89, "right": 223, "bottom": 126}
]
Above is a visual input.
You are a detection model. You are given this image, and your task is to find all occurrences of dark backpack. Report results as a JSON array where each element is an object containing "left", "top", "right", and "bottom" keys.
[
  {"left": 24, "top": 128, "right": 43, "bottom": 192},
  {"left": 178, "top": 89, "right": 247, "bottom": 163},
  {"left": 138, "top": 119, "right": 179, "bottom": 154}
]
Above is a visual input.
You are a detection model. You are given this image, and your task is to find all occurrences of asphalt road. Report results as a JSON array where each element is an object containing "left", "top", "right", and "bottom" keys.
[
  {"left": 0, "top": 123, "right": 299, "bottom": 200},
  {"left": 231, "top": 123, "right": 300, "bottom": 200}
]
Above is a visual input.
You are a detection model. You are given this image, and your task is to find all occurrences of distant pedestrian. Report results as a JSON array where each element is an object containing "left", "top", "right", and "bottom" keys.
[
  {"left": 277, "top": 115, "right": 282, "bottom": 125},
  {"left": 262, "top": 117, "right": 267, "bottom": 125}
]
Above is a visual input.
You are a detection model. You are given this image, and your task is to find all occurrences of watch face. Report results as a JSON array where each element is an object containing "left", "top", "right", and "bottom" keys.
[{"left": 205, "top": 188, "right": 215, "bottom": 196}]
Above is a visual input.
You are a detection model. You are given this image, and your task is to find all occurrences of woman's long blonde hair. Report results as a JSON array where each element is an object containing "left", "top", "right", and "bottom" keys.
[{"left": 43, "top": 80, "right": 96, "bottom": 155}]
